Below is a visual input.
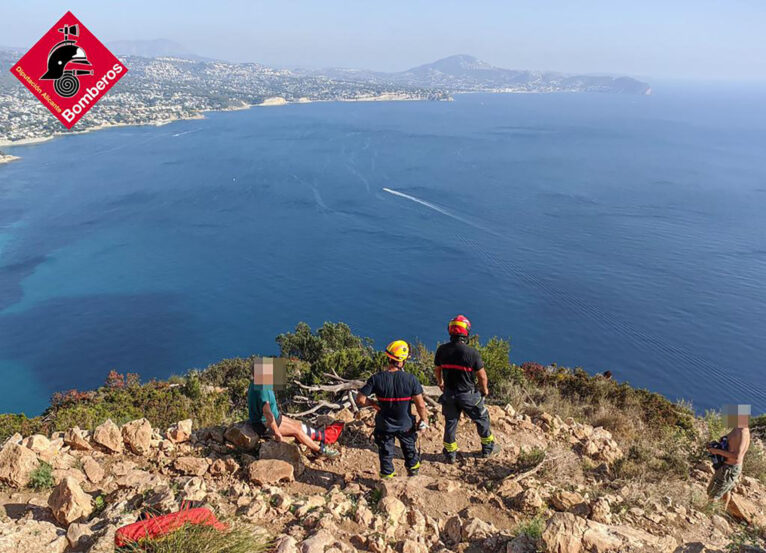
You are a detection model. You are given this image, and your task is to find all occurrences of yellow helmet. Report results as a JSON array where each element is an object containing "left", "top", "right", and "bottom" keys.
[{"left": 385, "top": 340, "right": 410, "bottom": 363}]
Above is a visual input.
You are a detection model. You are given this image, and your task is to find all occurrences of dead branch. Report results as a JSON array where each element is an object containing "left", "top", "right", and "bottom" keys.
[
  {"left": 504, "top": 455, "right": 558, "bottom": 484},
  {"left": 288, "top": 400, "right": 344, "bottom": 418},
  {"left": 347, "top": 390, "right": 359, "bottom": 413}
]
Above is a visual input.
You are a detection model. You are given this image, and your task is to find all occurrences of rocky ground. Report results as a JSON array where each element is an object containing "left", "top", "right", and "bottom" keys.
[{"left": 1, "top": 404, "right": 764, "bottom": 553}]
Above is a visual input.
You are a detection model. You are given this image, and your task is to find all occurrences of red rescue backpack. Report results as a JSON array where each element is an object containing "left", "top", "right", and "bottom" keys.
[
  {"left": 323, "top": 422, "right": 345, "bottom": 445},
  {"left": 115, "top": 504, "right": 227, "bottom": 548}
]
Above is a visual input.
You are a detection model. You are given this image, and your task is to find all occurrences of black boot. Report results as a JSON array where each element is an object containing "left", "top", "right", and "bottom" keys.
[
  {"left": 442, "top": 448, "right": 457, "bottom": 464},
  {"left": 480, "top": 442, "right": 501, "bottom": 458}
]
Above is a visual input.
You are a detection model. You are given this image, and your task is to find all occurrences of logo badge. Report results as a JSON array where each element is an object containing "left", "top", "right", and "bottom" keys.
[{"left": 10, "top": 11, "right": 127, "bottom": 129}]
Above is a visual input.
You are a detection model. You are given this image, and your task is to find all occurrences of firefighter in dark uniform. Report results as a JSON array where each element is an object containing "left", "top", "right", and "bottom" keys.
[
  {"left": 435, "top": 315, "right": 501, "bottom": 462},
  {"left": 356, "top": 340, "right": 430, "bottom": 478}
]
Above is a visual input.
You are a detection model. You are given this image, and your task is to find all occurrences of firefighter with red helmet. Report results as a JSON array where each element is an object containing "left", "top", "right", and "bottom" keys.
[
  {"left": 356, "top": 340, "right": 430, "bottom": 478},
  {"left": 435, "top": 315, "right": 500, "bottom": 462}
]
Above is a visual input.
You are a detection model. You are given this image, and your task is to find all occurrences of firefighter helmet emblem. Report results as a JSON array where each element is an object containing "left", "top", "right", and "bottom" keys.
[{"left": 40, "top": 24, "right": 93, "bottom": 97}]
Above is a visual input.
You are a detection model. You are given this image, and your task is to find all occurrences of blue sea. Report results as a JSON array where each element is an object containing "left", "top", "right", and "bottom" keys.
[{"left": 2, "top": 85, "right": 765, "bottom": 416}]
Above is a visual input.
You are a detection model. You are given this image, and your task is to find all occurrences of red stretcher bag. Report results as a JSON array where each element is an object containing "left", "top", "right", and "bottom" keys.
[
  {"left": 323, "top": 422, "right": 345, "bottom": 445},
  {"left": 115, "top": 506, "right": 227, "bottom": 547}
]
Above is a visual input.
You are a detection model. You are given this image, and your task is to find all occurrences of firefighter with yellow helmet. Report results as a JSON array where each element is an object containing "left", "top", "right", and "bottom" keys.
[{"left": 356, "top": 340, "right": 430, "bottom": 478}]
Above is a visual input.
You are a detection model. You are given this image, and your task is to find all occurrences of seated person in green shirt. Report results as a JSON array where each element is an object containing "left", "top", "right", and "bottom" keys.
[{"left": 249, "top": 357, "right": 339, "bottom": 458}]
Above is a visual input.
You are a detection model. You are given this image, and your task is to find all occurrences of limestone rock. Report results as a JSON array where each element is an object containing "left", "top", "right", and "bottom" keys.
[
  {"left": 506, "top": 535, "right": 538, "bottom": 553},
  {"left": 210, "top": 457, "right": 240, "bottom": 476},
  {"left": 260, "top": 441, "right": 306, "bottom": 477},
  {"left": 82, "top": 456, "right": 105, "bottom": 484},
  {"left": 0, "top": 518, "right": 68, "bottom": 553},
  {"left": 48, "top": 476, "right": 93, "bottom": 525},
  {"left": 248, "top": 459, "right": 294, "bottom": 485},
  {"left": 542, "top": 512, "right": 587, "bottom": 553},
  {"left": 379, "top": 496, "right": 406, "bottom": 525},
  {"left": 517, "top": 488, "right": 544, "bottom": 514},
  {"left": 550, "top": 490, "right": 586, "bottom": 512},
  {"left": 727, "top": 494, "right": 766, "bottom": 526},
  {"left": 589, "top": 497, "right": 612, "bottom": 523},
  {"left": 52, "top": 467, "right": 86, "bottom": 486},
  {"left": 335, "top": 408, "right": 355, "bottom": 423},
  {"left": 182, "top": 476, "right": 208, "bottom": 501},
  {"left": 22, "top": 434, "right": 51, "bottom": 454},
  {"left": 63, "top": 427, "right": 92, "bottom": 451},
  {"left": 143, "top": 485, "right": 180, "bottom": 513},
  {"left": 173, "top": 456, "right": 210, "bottom": 476},
  {"left": 0, "top": 442, "right": 40, "bottom": 487},
  {"left": 581, "top": 525, "right": 622, "bottom": 552},
  {"left": 168, "top": 419, "right": 193, "bottom": 443},
  {"left": 402, "top": 539, "right": 429, "bottom": 553},
  {"left": 66, "top": 522, "right": 92, "bottom": 549},
  {"left": 92, "top": 419, "right": 123, "bottom": 453},
  {"left": 2, "top": 432, "right": 23, "bottom": 446},
  {"left": 224, "top": 421, "right": 260, "bottom": 450},
  {"left": 122, "top": 418, "right": 153, "bottom": 455},
  {"left": 275, "top": 535, "right": 299, "bottom": 553},
  {"left": 300, "top": 529, "right": 335, "bottom": 553},
  {"left": 462, "top": 517, "right": 495, "bottom": 542},
  {"left": 444, "top": 515, "right": 462, "bottom": 545}
]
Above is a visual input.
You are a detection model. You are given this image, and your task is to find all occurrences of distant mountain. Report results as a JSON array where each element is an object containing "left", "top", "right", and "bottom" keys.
[
  {"left": 302, "top": 54, "right": 651, "bottom": 95},
  {"left": 107, "top": 39, "right": 215, "bottom": 61}
]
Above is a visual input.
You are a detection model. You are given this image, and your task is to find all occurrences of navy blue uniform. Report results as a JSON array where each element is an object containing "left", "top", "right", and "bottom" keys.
[
  {"left": 360, "top": 370, "right": 423, "bottom": 477},
  {"left": 435, "top": 339, "right": 495, "bottom": 454}
]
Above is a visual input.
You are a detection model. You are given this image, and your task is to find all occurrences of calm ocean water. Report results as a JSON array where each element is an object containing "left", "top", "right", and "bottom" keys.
[{"left": 2, "top": 86, "right": 765, "bottom": 415}]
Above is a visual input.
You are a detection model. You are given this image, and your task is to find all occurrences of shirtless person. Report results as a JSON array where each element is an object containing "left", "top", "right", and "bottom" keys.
[{"left": 706, "top": 404, "right": 751, "bottom": 509}]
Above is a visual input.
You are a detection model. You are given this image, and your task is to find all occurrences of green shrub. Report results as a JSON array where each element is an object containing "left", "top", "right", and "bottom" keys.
[
  {"left": 517, "top": 447, "right": 546, "bottom": 471},
  {"left": 704, "top": 409, "right": 726, "bottom": 442},
  {"left": 515, "top": 515, "right": 545, "bottom": 540},
  {"left": 0, "top": 414, "right": 43, "bottom": 443},
  {"left": 28, "top": 461, "right": 54, "bottom": 490},
  {"left": 92, "top": 495, "right": 106, "bottom": 516},
  {"left": 184, "top": 371, "right": 202, "bottom": 400}
]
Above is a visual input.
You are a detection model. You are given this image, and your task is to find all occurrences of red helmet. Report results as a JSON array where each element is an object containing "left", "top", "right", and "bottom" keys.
[{"left": 448, "top": 315, "right": 471, "bottom": 336}]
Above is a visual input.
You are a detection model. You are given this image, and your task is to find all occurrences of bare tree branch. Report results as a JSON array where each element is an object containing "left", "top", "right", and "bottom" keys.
[{"left": 288, "top": 400, "right": 343, "bottom": 418}]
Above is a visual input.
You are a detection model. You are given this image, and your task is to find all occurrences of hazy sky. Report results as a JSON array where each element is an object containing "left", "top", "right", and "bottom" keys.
[{"left": 3, "top": 1, "right": 765, "bottom": 80}]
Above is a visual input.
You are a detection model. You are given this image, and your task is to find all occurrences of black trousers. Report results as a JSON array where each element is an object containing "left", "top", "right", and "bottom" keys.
[
  {"left": 374, "top": 428, "right": 420, "bottom": 477},
  {"left": 441, "top": 390, "right": 492, "bottom": 450}
]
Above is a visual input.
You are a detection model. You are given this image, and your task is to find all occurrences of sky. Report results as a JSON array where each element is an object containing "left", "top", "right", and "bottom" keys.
[{"left": 2, "top": 1, "right": 765, "bottom": 81}]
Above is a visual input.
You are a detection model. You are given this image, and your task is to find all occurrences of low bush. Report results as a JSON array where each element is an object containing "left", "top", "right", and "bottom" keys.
[
  {"left": 515, "top": 515, "right": 545, "bottom": 540},
  {"left": 28, "top": 461, "right": 54, "bottom": 490},
  {"left": 517, "top": 446, "right": 546, "bottom": 471}
]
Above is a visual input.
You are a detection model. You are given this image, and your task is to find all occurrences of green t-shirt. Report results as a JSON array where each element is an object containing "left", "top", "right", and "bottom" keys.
[{"left": 248, "top": 383, "right": 279, "bottom": 424}]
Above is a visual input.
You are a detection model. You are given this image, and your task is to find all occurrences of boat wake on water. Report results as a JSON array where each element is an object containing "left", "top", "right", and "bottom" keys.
[
  {"left": 381, "top": 187, "right": 497, "bottom": 235},
  {"left": 380, "top": 187, "right": 764, "bottom": 407}
]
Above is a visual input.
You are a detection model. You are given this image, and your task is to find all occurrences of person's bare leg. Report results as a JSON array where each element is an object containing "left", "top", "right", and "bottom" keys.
[
  {"left": 721, "top": 491, "right": 731, "bottom": 512},
  {"left": 278, "top": 417, "right": 321, "bottom": 452}
]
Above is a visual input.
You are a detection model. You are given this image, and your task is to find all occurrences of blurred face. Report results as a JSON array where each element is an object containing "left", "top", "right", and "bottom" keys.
[
  {"left": 723, "top": 404, "right": 751, "bottom": 427},
  {"left": 253, "top": 357, "right": 287, "bottom": 389},
  {"left": 254, "top": 358, "right": 274, "bottom": 385}
]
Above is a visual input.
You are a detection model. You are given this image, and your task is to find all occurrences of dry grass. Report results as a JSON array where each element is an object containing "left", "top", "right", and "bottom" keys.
[
  {"left": 743, "top": 438, "right": 766, "bottom": 485},
  {"left": 116, "top": 524, "right": 271, "bottom": 553}
]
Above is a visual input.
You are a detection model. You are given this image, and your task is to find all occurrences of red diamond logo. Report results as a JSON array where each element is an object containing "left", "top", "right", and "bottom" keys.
[{"left": 10, "top": 11, "right": 127, "bottom": 129}]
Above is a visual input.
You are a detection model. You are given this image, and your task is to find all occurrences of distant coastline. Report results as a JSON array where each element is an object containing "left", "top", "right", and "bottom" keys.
[{"left": 0, "top": 93, "right": 442, "bottom": 159}]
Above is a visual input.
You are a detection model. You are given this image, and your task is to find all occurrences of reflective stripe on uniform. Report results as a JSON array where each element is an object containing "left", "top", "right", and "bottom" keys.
[
  {"left": 410, "top": 461, "right": 421, "bottom": 470},
  {"left": 377, "top": 397, "right": 412, "bottom": 402},
  {"left": 480, "top": 434, "right": 495, "bottom": 445},
  {"left": 443, "top": 441, "right": 459, "bottom": 452},
  {"left": 380, "top": 472, "right": 396, "bottom": 479},
  {"left": 439, "top": 364, "right": 473, "bottom": 372}
]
